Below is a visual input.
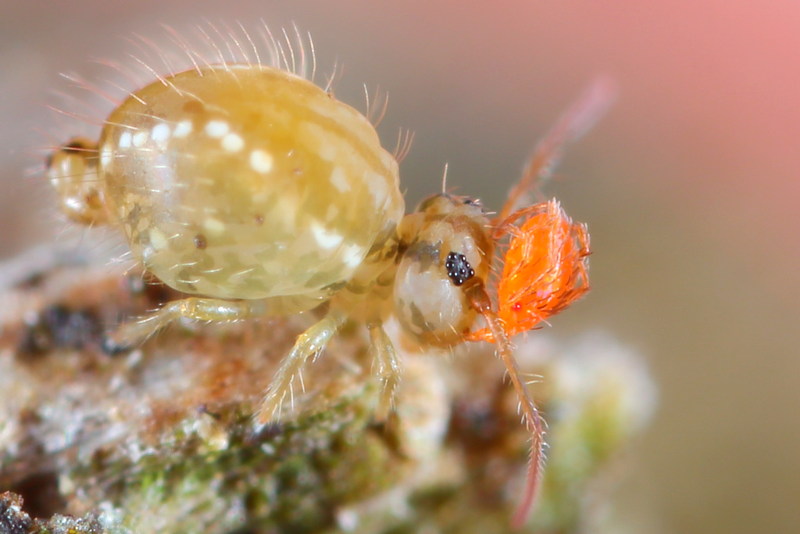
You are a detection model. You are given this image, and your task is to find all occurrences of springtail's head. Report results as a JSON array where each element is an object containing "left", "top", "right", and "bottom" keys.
[{"left": 392, "top": 192, "right": 495, "bottom": 347}]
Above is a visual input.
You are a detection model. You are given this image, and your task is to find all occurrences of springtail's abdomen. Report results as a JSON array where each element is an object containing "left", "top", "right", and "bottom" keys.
[{"left": 97, "top": 66, "right": 403, "bottom": 300}]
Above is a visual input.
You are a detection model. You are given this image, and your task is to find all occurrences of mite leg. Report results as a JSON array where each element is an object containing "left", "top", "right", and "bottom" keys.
[
  {"left": 104, "top": 297, "right": 268, "bottom": 352},
  {"left": 368, "top": 322, "right": 401, "bottom": 421},
  {"left": 492, "top": 202, "right": 550, "bottom": 240},
  {"left": 494, "top": 79, "right": 614, "bottom": 224},
  {"left": 256, "top": 312, "right": 347, "bottom": 424},
  {"left": 573, "top": 221, "right": 592, "bottom": 288}
]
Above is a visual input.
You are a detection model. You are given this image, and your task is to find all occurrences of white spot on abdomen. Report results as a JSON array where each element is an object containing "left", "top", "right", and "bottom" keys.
[
  {"left": 222, "top": 133, "right": 244, "bottom": 152},
  {"left": 149, "top": 228, "right": 168, "bottom": 250},
  {"left": 173, "top": 120, "right": 193, "bottom": 138},
  {"left": 205, "top": 120, "right": 230, "bottom": 138},
  {"left": 203, "top": 217, "right": 226, "bottom": 235},
  {"left": 341, "top": 244, "right": 365, "bottom": 268},
  {"left": 329, "top": 167, "right": 350, "bottom": 192},
  {"left": 118, "top": 131, "right": 132, "bottom": 149},
  {"left": 318, "top": 141, "right": 337, "bottom": 162},
  {"left": 151, "top": 123, "right": 171, "bottom": 146},
  {"left": 311, "top": 222, "right": 343, "bottom": 249},
  {"left": 133, "top": 131, "right": 149, "bottom": 148},
  {"left": 250, "top": 149, "right": 273, "bottom": 174},
  {"left": 365, "top": 171, "right": 387, "bottom": 204}
]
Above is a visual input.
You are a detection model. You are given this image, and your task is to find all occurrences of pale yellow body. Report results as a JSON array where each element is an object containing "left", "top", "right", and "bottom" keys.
[{"left": 100, "top": 66, "right": 403, "bottom": 306}]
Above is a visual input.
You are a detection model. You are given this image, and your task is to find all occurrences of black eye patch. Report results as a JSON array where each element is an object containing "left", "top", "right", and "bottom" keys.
[{"left": 445, "top": 252, "right": 475, "bottom": 286}]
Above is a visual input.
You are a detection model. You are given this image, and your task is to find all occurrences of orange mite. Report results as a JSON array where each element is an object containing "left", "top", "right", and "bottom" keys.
[
  {"left": 467, "top": 199, "right": 590, "bottom": 342},
  {"left": 463, "top": 202, "right": 591, "bottom": 529},
  {"left": 462, "top": 79, "right": 612, "bottom": 528}
]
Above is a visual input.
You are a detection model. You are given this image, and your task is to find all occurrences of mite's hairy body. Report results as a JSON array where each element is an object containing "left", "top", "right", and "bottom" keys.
[{"left": 45, "top": 23, "right": 610, "bottom": 528}]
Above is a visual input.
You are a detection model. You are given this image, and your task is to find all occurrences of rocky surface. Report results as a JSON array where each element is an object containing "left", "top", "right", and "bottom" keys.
[{"left": 0, "top": 244, "right": 655, "bottom": 533}]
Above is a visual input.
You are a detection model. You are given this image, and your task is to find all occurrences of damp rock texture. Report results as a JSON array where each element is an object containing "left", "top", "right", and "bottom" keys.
[{"left": 0, "top": 243, "right": 655, "bottom": 533}]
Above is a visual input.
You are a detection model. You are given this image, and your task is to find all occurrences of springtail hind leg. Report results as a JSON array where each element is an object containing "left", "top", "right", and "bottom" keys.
[
  {"left": 103, "top": 297, "right": 268, "bottom": 353},
  {"left": 368, "top": 322, "right": 402, "bottom": 421}
]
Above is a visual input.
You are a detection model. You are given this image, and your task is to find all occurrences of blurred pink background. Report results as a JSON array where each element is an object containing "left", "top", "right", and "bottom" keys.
[{"left": 1, "top": 1, "right": 798, "bottom": 532}]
